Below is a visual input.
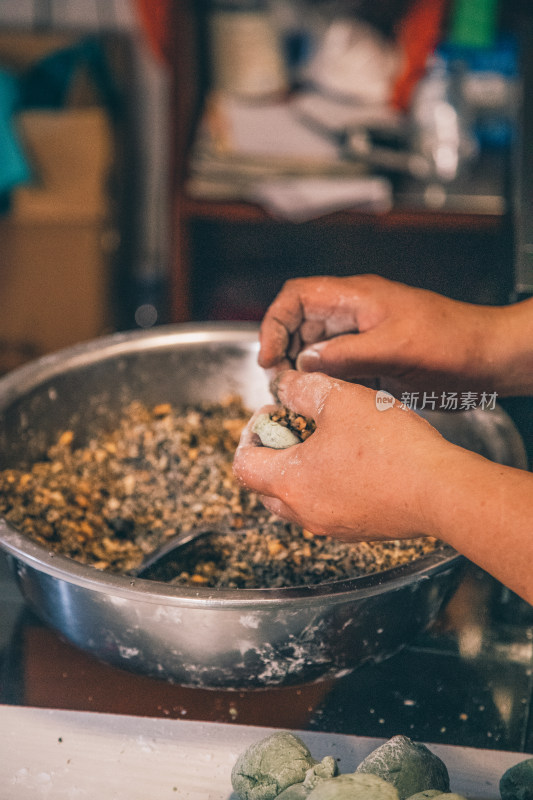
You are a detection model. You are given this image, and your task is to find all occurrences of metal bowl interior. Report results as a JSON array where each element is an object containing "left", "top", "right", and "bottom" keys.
[{"left": 0, "top": 323, "right": 526, "bottom": 688}]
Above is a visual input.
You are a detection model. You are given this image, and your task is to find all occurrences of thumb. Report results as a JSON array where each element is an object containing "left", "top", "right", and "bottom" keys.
[{"left": 296, "top": 330, "right": 400, "bottom": 380}]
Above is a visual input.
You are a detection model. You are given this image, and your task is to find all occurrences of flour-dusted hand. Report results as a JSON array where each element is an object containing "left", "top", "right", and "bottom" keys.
[
  {"left": 259, "top": 275, "right": 533, "bottom": 397},
  {"left": 234, "top": 370, "right": 533, "bottom": 604},
  {"left": 234, "top": 371, "right": 447, "bottom": 541}
]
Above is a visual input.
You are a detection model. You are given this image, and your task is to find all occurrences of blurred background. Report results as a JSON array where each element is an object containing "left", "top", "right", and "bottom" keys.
[{"left": 0, "top": 0, "right": 531, "bottom": 360}]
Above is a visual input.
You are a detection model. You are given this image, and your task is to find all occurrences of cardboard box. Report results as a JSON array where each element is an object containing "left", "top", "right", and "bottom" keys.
[
  {"left": 0, "top": 215, "right": 113, "bottom": 358},
  {"left": 0, "top": 33, "right": 116, "bottom": 369},
  {"left": 12, "top": 107, "right": 113, "bottom": 223}
]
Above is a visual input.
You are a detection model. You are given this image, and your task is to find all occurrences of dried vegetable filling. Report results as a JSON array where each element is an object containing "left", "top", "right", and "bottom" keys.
[{"left": 0, "top": 397, "right": 442, "bottom": 589}]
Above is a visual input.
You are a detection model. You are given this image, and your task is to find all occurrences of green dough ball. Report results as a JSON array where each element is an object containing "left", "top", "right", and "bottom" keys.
[
  {"left": 276, "top": 784, "right": 310, "bottom": 800},
  {"left": 306, "top": 772, "right": 400, "bottom": 799},
  {"left": 231, "top": 732, "right": 316, "bottom": 800},
  {"left": 252, "top": 414, "right": 301, "bottom": 449},
  {"left": 304, "top": 757, "right": 338, "bottom": 789},
  {"left": 356, "top": 736, "right": 450, "bottom": 800},
  {"left": 500, "top": 757, "right": 533, "bottom": 800},
  {"left": 409, "top": 795, "right": 468, "bottom": 800},
  {"left": 275, "top": 756, "right": 338, "bottom": 798},
  {"left": 405, "top": 793, "right": 444, "bottom": 800},
  {"left": 434, "top": 795, "right": 469, "bottom": 800}
]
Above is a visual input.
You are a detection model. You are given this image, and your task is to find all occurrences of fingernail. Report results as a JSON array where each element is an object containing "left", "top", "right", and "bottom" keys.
[{"left": 296, "top": 347, "right": 321, "bottom": 372}]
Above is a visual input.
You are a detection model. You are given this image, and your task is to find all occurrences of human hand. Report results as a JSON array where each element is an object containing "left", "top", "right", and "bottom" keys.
[
  {"left": 259, "top": 275, "right": 506, "bottom": 395},
  {"left": 233, "top": 370, "right": 452, "bottom": 542}
]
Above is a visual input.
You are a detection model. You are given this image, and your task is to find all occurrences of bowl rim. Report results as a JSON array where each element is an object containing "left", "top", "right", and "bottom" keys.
[
  {"left": 0, "top": 321, "right": 264, "bottom": 401},
  {"left": 0, "top": 518, "right": 463, "bottom": 608}
]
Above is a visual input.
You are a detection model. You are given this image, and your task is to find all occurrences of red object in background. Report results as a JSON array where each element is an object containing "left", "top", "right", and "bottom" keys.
[
  {"left": 135, "top": 0, "right": 173, "bottom": 65},
  {"left": 390, "top": 0, "right": 450, "bottom": 110},
  {"left": 136, "top": 0, "right": 448, "bottom": 110}
]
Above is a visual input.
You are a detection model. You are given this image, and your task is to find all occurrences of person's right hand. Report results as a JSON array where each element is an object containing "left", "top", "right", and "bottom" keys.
[
  {"left": 259, "top": 274, "right": 530, "bottom": 397},
  {"left": 234, "top": 370, "right": 533, "bottom": 604},
  {"left": 233, "top": 370, "right": 448, "bottom": 541}
]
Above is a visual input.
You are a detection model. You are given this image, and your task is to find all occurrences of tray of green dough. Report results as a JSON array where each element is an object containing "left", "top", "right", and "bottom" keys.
[{"left": 0, "top": 706, "right": 530, "bottom": 800}]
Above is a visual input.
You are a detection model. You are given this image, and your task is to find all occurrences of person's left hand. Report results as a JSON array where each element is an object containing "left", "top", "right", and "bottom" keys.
[{"left": 233, "top": 370, "right": 451, "bottom": 542}]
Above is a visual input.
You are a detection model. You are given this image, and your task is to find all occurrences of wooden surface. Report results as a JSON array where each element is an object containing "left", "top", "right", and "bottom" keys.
[{"left": 180, "top": 196, "right": 504, "bottom": 231}]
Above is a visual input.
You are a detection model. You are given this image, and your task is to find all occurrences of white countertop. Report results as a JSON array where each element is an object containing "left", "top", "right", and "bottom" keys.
[{"left": 1, "top": 705, "right": 530, "bottom": 799}]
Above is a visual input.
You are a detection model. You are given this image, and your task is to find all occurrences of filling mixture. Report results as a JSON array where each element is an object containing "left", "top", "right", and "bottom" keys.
[{"left": 0, "top": 397, "right": 442, "bottom": 588}]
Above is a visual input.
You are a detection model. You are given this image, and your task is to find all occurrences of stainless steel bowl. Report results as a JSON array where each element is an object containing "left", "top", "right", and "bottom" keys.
[{"left": 0, "top": 324, "right": 527, "bottom": 689}]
